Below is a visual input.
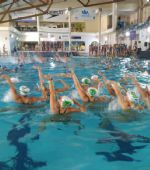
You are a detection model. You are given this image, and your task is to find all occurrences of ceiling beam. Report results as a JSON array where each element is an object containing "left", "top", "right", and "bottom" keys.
[
  {"left": 0, "top": 0, "right": 53, "bottom": 23},
  {"left": 77, "top": 0, "right": 125, "bottom": 7},
  {"left": 0, "top": 0, "right": 14, "bottom": 21},
  {"left": 39, "top": 0, "right": 49, "bottom": 4},
  {"left": 0, "top": 2, "right": 47, "bottom": 15},
  {"left": 0, "top": 0, "right": 8, "bottom": 4},
  {"left": 23, "top": 0, "right": 44, "bottom": 13}
]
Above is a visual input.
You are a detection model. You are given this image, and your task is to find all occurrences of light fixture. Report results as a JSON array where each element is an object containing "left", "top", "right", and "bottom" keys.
[
  {"left": 146, "top": 37, "right": 149, "bottom": 42},
  {"left": 147, "top": 0, "right": 150, "bottom": 2},
  {"left": 104, "top": 36, "right": 108, "bottom": 41},
  {"left": 65, "top": 9, "right": 68, "bottom": 15},
  {"left": 48, "top": 33, "right": 50, "bottom": 37},
  {"left": 10, "top": 34, "right": 14, "bottom": 38},
  {"left": 95, "top": 8, "right": 102, "bottom": 14},
  {"left": 95, "top": 9, "right": 99, "bottom": 14},
  {"left": 50, "top": 37, "right": 55, "bottom": 41},
  {"left": 125, "top": 31, "right": 130, "bottom": 37},
  {"left": 147, "top": 26, "right": 150, "bottom": 33},
  {"left": 16, "top": 37, "right": 19, "bottom": 40}
]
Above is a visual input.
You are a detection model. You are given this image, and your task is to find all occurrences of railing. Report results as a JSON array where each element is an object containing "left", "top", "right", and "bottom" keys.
[{"left": 15, "top": 27, "right": 37, "bottom": 32}]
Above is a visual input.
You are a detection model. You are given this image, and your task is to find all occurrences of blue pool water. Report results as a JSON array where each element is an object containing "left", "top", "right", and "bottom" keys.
[{"left": 0, "top": 56, "right": 150, "bottom": 170}]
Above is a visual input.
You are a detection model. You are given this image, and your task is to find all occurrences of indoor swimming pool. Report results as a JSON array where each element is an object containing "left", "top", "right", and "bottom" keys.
[{"left": 0, "top": 56, "right": 150, "bottom": 170}]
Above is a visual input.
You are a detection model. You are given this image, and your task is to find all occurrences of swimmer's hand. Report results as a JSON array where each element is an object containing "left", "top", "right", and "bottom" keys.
[
  {"left": 67, "top": 68, "right": 74, "bottom": 77},
  {"left": 119, "top": 77, "right": 128, "bottom": 84},
  {"left": 110, "top": 81, "right": 118, "bottom": 88},
  {"left": 125, "top": 74, "right": 136, "bottom": 81},
  {"left": 125, "top": 74, "right": 133, "bottom": 78},
  {"left": 0, "top": 74, "right": 10, "bottom": 80},
  {"left": 33, "top": 65, "right": 41, "bottom": 70}
]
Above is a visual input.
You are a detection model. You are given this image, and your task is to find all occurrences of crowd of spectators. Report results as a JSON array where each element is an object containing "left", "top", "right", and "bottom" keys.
[
  {"left": 89, "top": 44, "right": 133, "bottom": 57},
  {"left": 89, "top": 41, "right": 150, "bottom": 57}
]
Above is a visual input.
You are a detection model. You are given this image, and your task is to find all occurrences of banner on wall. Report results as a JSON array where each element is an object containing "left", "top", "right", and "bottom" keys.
[
  {"left": 10, "top": 9, "right": 36, "bottom": 21},
  {"left": 43, "top": 10, "right": 66, "bottom": 21},
  {"left": 72, "top": 8, "right": 96, "bottom": 20},
  {"left": 139, "top": 29, "right": 147, "bottom": 41},
  {"left": 130, "top": 30, "right": 136, "bottom": 40},
  {"left": 42, "top": 8, "right": 96, "bottom": 21}
]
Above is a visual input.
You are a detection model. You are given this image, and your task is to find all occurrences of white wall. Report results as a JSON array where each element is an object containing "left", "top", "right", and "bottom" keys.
[
  {"left": 21, "top": 31, "right": 98, "bottom": 53},
  {"left": 0, "top": 30, "right": 10, "bottom": 55},
  {"left": 71, "top": 33, "right": 98, "bottom": 53},
  {"left": 22, "top": 32, "right": 39, "bottom": 42},
  {"left": 0, "top": 27, "right": 21, "bottom": 55}
]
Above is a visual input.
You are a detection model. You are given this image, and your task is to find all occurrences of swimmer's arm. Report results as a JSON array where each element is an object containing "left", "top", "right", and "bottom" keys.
[
  {"left": 72, "top": 99, "right": 86, "bottom": 112},
  {"left": 132, "top": 79, "right": 145, "bottom": 95},
  {"left": 98, "top": 71, "right": 107, "bottom": 84},
  {"left": 51, "top": 73, "right": 72, "bottom": 78},
  {"left": 95, "top": 96, "right": 111, "bottom": 102},
  {"left": 0, "top": 75, "right": 17, "bottom": 94},
  {"left": 98, "top": 71, "right": 114, "bottom": 89},
  {"left": 111, "top": 82, "right": 124, "bottom": 99},
  {"left": 126, "top": 74, "right": 146, "bottom": 96},
  {"left": 132, "top": 77, "right": 144, "bottom": 92},
  {"left": 64, "top": 107, "right": 81, "bottom": 113},
  {"left": 119, "top": 77, "right": 128, "bottom": 84},
  {"left": 33, "top": 66, "right": 47, "bottom": 99},
  {"left": 55, "top": 79, "right": 70, "bottom": 93},
  {"left": 135, "top": 105, "right": 144, "bottom": 110}
]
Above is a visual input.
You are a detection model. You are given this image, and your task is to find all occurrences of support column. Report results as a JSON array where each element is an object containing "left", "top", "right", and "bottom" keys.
[
  {"left": 112, "top": 3, "right": 118, "bottom": 31},
  {"left": 138, "top": 0, "right": 143, "bottom": 23},
  {"left": 36, "top": 16, "right": 40, "bottom": 46},
  {"left": 98, "top": 8, "right": 102, "bottom": 55},
  {"left": 68, "top": 7, "right": 71, "bottom": 53}
]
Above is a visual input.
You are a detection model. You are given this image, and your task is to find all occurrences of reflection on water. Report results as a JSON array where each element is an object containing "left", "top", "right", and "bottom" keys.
[{"left": 96, "top": 118, "right": 150, "bottom": 162}]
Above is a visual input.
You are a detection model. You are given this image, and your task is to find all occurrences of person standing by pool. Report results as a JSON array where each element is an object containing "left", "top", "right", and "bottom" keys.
[{"left": 44, "top": 75, "right": 86, "bottom": 114}]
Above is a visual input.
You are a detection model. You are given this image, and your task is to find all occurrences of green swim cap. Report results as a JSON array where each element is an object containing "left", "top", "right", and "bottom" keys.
[
  {"left": 81, "top": 77, "right": 91, "bottom": 85},
  {"left": 61, "top": 96, "right": 74, "bottom": 108},
  {"left": 127, "top": 89, "right": 140, "bottom": 104},
  {"left": 88, "top": 87, "right": 98, "bottom": 97}
]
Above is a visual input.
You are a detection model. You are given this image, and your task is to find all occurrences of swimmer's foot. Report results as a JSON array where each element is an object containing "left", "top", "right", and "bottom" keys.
[{"left": 43, "top": 74, "right": 52, "bottom": 80}]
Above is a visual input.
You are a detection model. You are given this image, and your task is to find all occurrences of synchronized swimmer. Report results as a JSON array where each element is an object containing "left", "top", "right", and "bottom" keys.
[{"left": 0, "top": 58, "right": 149, "bottom": 114}]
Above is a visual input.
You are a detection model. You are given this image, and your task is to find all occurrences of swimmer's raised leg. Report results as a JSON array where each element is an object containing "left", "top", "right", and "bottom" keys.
[
  {"left": 33, "top": 66, "right": 47, "bottom": 99},
  {"left": 44, "top": 75, "right": 59, "bottom": 114},
  {"left": 98, "top": 71, "right": 116, "bottom": 97},
  {"left": 0, "top": 75, "right": 17, "bottom": 96},
  {"left": 55, "top": 79, "right": 70, "bottom": 94},
  {"left": 125, "top": 74, "right": 150, "bottom": 108},
  {"left": 0, "top": 74, "right": 47, "bottom": 104},
  {"left": 70, "top": 70, "right": 89, "bottom": 102}
]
